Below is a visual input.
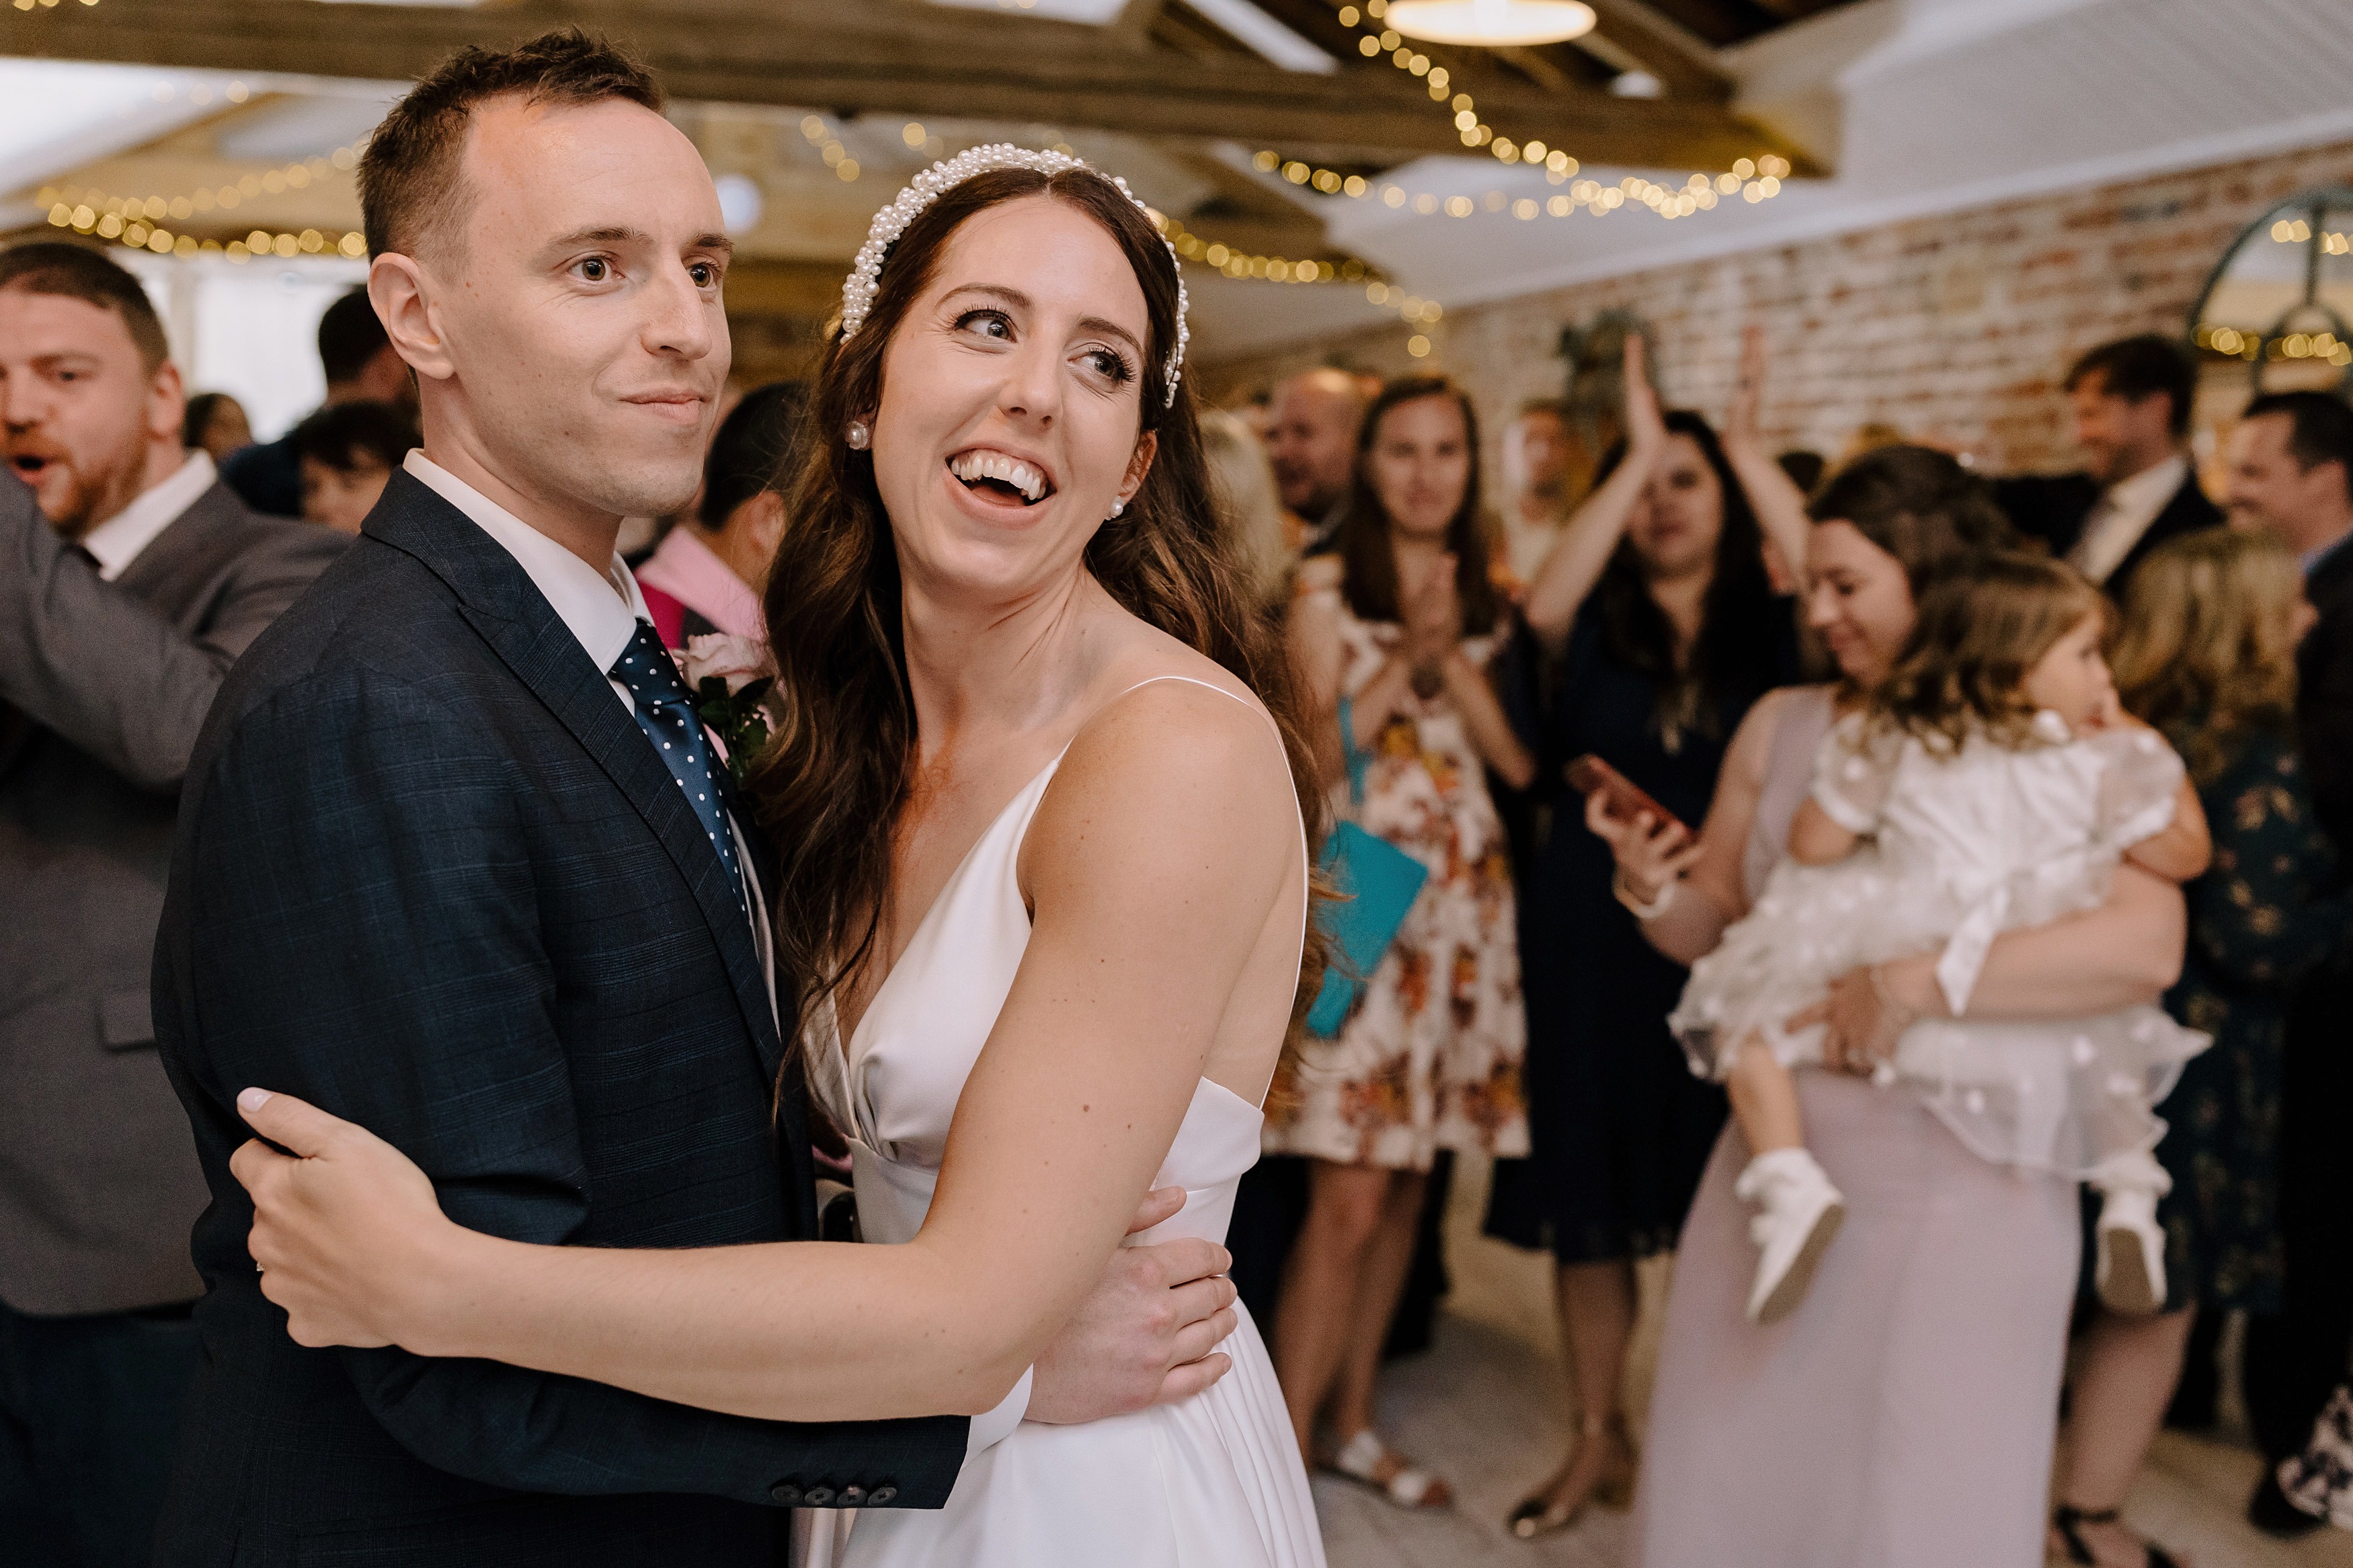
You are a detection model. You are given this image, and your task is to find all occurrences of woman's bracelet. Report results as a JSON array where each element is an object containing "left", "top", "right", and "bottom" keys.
[{"left": 1612, "top": 870, "right": 1677, "bottom": 921}]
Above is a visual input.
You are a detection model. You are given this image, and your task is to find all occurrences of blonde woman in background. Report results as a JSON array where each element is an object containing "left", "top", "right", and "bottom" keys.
[
  {"left": 1201, "top": 406, "right": 1298, "bottom": 607},
  {"left": 2051, "top": 528, "right": 2353, "bottom": 1568}
]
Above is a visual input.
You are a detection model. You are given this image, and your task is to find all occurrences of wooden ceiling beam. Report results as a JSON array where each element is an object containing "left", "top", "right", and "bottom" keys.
[
  {"left": 0, "top": 0, "right": 1812, "bottom": 173},
  {"left": 1579, "top": 0, "right": 1737, "bottom": 98}
]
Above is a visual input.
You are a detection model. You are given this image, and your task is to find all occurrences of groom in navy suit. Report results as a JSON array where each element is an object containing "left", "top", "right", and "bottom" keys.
[{"left": 153, "top": 32, "right": 1235, "bottom": 1567}]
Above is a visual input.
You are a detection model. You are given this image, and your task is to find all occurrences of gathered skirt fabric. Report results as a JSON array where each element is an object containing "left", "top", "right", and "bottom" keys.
[
  {"left": 827, "top": 1301, "right": 1322, "bottom": 1568},
  {"left": 1632, "top": 1069, "right": 2078, "bottom": 1568}
]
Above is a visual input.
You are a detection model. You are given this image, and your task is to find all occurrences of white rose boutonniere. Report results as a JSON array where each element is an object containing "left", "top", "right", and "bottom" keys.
[{"left": 672, "top": 634, "right": 776, "bottom": 783}]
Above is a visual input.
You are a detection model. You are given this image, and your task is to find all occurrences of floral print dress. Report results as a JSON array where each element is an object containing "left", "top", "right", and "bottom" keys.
[
  {"left": 1263, "top": 591, "right": 1529, "bottom": 1171},
  {"left": 2156, "top": 723, "right": 2353, "bottom": 1311}
]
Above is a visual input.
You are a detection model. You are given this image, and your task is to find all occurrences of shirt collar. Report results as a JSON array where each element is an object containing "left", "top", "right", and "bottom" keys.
[
  {"left": 635, "top": 524, "right": 766, "bottom": 641},
  {"left": 2102, "top": 452, "right": 2188, "bottom": 518},
  {"left": 402, "top": 450, "right": 649, "bottom": 674},
  {"left": 2303, "top": 525, "right": 2353, "bottom": 578},
  {"left": 82, "top": 449, "right": 216, "bottom": 581}
]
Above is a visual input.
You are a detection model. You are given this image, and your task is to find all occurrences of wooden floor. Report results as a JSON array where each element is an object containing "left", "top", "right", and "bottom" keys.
[{"left": 1312, "top": 1153, "right": 2353, "bottom": 1568}]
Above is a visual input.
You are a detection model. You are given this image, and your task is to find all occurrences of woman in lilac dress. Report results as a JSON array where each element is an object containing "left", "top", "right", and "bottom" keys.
[{"left": 1593, "top": 446, "right": 2200, "bottom": 1567}]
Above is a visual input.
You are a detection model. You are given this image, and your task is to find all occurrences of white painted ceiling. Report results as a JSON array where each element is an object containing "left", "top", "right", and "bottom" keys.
[{"left": 1269, "top": 0, "right": 2353, "bottom": 337}]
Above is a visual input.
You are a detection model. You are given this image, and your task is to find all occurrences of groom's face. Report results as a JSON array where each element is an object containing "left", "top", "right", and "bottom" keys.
[{"left": 400, "top": 95, "right": 731, "bottom": 520}]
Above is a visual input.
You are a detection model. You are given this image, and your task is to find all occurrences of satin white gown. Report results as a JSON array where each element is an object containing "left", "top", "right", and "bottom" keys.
[{"left": 803, "top": 677, "right": 1326, "bottom": 1568}]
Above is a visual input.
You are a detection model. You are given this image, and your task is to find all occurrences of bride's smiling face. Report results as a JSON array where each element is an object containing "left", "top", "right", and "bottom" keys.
[{"left": 869, "top": 194, "right": 1157, "bottom": 604}]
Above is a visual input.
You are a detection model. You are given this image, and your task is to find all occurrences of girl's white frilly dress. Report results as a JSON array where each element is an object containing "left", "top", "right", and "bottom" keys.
[{"left": 1671, "top": 710, "right": 2208, "bottom": 1179}]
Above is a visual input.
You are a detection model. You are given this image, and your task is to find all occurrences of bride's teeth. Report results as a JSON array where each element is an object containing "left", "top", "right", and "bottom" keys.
[{"left": 951, "top": 451, "right": 1047, "bottom": 502}]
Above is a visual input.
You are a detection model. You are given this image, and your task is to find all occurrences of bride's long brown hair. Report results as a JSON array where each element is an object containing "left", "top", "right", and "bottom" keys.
[{"left": 750, "top": 164, "right": 1327, "bottom": 1067}]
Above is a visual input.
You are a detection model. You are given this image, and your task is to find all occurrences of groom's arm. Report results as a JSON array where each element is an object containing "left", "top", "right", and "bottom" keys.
[{"left": 183, "top": 668, "right": 967, "bottom": 1508}]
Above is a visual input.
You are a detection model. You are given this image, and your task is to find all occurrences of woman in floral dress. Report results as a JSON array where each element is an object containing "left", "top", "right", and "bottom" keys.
[
  {"left": 2050, "top": 527, "right": 2353, "bottom": 1568},
  {"left": 1269, "top": 374, "right": 1534, "bottom": 1508}
]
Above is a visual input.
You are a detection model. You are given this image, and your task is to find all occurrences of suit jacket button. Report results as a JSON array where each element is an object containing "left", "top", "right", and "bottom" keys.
[
  {"left": 869, "top": 1485, "right": 898, "bottom": 1505},
  {"left": 769, "top": 1483, "right": 802, "bottom": 1505},
  {"left": 804, "top": 1486, "right": 836, "bottom": 1505},
  {"left": 840, "top": 1485, "right": 865, "bottom": 1504}
]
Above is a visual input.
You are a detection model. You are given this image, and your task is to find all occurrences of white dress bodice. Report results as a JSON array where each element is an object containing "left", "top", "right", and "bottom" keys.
[
  {"left": 799, "top": 676, "right": 1324, "bottom": 1568},
  {"left": 808, "top": 743, "right": 1268, "bottom": 1254}
]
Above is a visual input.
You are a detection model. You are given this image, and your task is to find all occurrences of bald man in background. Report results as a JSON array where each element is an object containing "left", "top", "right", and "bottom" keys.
[{"left": 1266, "top": 367, "right": 1367, "bottom": 554}]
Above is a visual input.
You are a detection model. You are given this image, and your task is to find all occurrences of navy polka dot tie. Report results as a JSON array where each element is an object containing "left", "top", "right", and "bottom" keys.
[{"left": 610, "top": 620, "right": 746, "bottom": 911}]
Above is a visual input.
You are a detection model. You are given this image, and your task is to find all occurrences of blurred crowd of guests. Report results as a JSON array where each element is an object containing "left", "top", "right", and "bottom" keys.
[
  {"left": 1207, "top": 329, "right": 2353, "bottom": 1568},
  {"left": 11, "top": 229, "right": 2353, "bottom": 1568}
]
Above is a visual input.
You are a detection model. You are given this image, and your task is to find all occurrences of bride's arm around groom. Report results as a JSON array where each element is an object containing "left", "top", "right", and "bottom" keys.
[{"left": 231, "top": 675, "right": 1302, "bottom": 1422}]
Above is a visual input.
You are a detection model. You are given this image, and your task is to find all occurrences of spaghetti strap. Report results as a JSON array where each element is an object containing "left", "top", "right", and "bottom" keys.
[
  {"left": 1104, "top": 673, "right": 1300, "bottom": 822},
  {"left": 1108, "top": 672, "right": 1285, "bottom": 742}
]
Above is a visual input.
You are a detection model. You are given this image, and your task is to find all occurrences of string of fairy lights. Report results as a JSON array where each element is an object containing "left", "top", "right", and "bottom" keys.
[
  {"left": 1151, "top": 210, "right": 1446, "bottom": 352},
  {"left": 13, "top": 0, "right": 1798, "bottom": 363},
  {"left": 2192, "top": 218, "right": 2353, "bottom": 368},
  {"left": 1308, "top": 0, "right": 1791, "bottom": 213},
  {"left": 1146, "top": 0, "right": 1798, "bottom": 352},
  {"left": 1257, "top": 145, "right": 1787, "bottom": 220},
  {"left": 36, "top": 144, "right": 367, "bottom": 263}
]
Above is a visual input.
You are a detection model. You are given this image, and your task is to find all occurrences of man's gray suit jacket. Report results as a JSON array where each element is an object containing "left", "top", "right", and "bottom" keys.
[{"left": 0, "top": 466, "right": 344, "bottom": 1315}]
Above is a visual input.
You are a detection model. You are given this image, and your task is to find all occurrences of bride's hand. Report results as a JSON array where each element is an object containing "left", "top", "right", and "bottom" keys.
[{"left": 231, "top": 1087, "right": 456, "bottom": 1350}]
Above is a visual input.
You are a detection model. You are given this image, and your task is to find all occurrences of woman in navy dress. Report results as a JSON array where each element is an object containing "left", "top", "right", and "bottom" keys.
[{"left": 1485, "top": 335, "right": 1806, "bottom": 1534}]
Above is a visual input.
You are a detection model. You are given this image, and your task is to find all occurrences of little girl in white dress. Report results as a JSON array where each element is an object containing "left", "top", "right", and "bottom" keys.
[{"left": 1670, "top": 554, "right": 2210, "bottom": 1324}]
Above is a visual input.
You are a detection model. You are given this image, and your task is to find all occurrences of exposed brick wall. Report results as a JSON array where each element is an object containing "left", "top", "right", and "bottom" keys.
[{"left": 1199, "top": 138, "right": 2353, "bottom": 481}]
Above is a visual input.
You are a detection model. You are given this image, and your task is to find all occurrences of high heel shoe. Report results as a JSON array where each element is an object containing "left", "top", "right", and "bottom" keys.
[
  {"left": 1507, "top": 1494, "right": 1582, "bottom": 1540},
  {"left": 1505, "top": 1415, "right": 1637, "bottom": 1540}
]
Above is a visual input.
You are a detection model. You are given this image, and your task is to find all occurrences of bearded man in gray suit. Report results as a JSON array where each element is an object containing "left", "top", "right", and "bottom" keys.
[{"left": 0, "top": 242, "right": 345, "bottom": 1566}]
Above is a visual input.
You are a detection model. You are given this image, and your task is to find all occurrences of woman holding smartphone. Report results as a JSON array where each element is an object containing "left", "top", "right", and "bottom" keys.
[
  {"left": 1598, "top": 447, "right": 2196, "bottom": 1567},
  {"left": 1489, "top": 332, "right": 1811, "bottom": 1536}
]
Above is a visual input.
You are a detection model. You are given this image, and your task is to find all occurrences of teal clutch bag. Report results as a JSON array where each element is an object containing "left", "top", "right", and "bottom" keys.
[{"left": 1305, "top": 696, "right": 1428, "bottom": 1038}]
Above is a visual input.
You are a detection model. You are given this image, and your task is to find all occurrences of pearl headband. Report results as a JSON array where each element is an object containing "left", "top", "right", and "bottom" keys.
[{"left": 837, "top": 142, "right": 1190, "bottom": 409}]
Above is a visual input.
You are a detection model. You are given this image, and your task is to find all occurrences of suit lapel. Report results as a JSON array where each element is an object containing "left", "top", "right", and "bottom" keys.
[
  {"left": 111, "top": 482, "right": 239, "bottom": 608},
  {"left": 364, "top": 475, "right": 788, "bottom": 1088},
  {"left": 2112, "top": 474, "right": 2217, "bottom": 584}
]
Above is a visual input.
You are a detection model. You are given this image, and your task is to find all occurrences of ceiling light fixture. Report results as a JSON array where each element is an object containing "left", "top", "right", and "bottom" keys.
[{"left": 1384, "top": 0, "right": 1594, "bottom": 48}]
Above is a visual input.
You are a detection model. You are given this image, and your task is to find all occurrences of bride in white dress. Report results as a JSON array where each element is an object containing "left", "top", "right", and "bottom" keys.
[{"left": 224, "top": 148, "right": 1326, "bottom": 1566}]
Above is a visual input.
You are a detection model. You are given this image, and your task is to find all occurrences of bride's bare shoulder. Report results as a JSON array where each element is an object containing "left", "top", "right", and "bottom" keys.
[{"left": 1019, "top": 635, "right": 1299, "bottom": 903}]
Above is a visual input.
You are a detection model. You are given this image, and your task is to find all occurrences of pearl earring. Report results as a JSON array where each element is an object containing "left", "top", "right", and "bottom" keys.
[
  {"left": 1109, "top": 499, "right": 1127, "bottom": 519},
  {"left": 845, "top": 421, "right": 871, "bottom": 450}
]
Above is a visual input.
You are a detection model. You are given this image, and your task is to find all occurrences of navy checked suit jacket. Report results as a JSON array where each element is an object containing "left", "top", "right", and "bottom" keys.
[{"left": 152, "top": 472, "right": 967, "bottom": 1567}]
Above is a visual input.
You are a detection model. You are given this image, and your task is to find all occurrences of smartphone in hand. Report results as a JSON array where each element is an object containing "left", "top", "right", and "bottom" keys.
[{"left": 1566, "top": 753, "right": 1687, "bottom": 835}]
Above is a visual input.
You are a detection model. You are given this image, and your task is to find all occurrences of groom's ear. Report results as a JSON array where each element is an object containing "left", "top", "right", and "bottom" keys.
[{"left": 368, "top": 253, "right": 453, "bottom": 386}]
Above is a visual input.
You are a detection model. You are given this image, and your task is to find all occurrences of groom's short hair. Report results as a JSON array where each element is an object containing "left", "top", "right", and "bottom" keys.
[{"left": 359, "top": 29, "right": 663, "bottom": 265}]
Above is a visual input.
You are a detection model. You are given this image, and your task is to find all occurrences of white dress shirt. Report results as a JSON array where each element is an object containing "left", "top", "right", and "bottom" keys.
[
  {"left": 2069, "top": 453, "right": 2187, "bottom": 586},
  {"left": 81, "top": 450, "right": 218, "bottom": 580},
  {"left": 401, "top": 454, "right": 1029, "bottom": 1468}
]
